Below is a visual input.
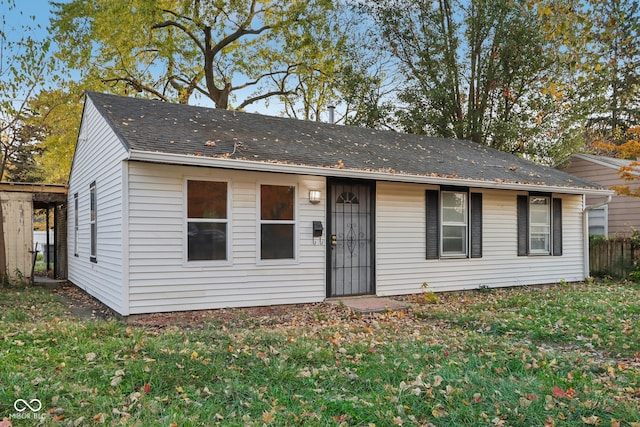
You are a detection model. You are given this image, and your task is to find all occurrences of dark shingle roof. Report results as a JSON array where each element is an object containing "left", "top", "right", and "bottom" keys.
[{"left": 86, "top": 91, "right": 602, "bottom": 191}]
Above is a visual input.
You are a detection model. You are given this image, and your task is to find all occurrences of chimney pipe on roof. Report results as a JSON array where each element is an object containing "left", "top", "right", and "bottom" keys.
[{"left": 328, "top": 105, "right": 335, "bottom": 124}]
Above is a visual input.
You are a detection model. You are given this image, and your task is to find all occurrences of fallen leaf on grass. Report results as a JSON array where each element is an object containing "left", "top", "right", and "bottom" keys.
[
  {"left": 433, "top": 375, "right": 443, "bottom": 387},
  {"left": 262, "top": 410, "right": 276, "bottom": 423},
  {"left": 581, "top": 415, "right": 601, "bottom": 425},
  {"left": 431, "top": 405, "right": 447, "bottom": 417},
  {"left": 552, "top": 386, "right": 576, "bottom": 399}
]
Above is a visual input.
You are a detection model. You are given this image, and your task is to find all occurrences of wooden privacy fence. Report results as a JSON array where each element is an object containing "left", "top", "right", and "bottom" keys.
[{"left": 589, "top": 237, "right": 640, "bottom": 278}]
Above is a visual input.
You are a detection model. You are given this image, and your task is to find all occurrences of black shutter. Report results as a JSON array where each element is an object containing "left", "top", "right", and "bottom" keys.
[
  {"left": 470, "top": 193, "right": 483, "bottom": 258},
  {"left": 426, "top": 190, "right": 439, "bottom": 259},
  {"left": 552, "top": 198, "right": 562, "bottom": 256},
  {"left": 517, "top": 195, "right": 528, "bottom": 256}
]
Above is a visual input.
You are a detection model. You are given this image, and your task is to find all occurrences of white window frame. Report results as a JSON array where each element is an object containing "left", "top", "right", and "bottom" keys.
[
  {"left": 440, "top": 190, "right": 468, "bottom": 257},
  {"left": 258, "top": 183, "right": 298, "bottom": 264},
  {"left": 529, "top": 196, "right": 551, "bottom": 255},
  {"left": 89, "top": 181, "right": 97, "bottom": 263},
  {"left": 588, "top": 205, "right": 608, "bottom": 237},
  {"left": 184, "top": 178, "right": 231, "bottom": 265},
  {"left": 73, "top": 192, "right": 79, "bottom": 257}
]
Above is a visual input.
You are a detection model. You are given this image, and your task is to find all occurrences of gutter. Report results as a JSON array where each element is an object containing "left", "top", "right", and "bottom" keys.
[
  {"left": 582, "top": 194, "right": 614, "bottom": 278},
  {"left": 128, "top": 150, "right": 613, "bottom": 196}
]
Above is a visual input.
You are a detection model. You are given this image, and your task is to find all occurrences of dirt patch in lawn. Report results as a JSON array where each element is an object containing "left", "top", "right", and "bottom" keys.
[
  {"left": 47, "top": 282, "right": 348, "bottom": 329},
  {"left": 48, "top": 282, "right": 116, "bottom": 320}
]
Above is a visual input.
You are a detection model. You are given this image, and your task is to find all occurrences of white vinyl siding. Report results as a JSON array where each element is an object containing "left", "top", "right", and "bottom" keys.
[
  {"left": 67, "top": 97, "right": 128, "bottom": 314},
  {"left": 126, "top": 162, "right": 325, "bottom": 314},
  {"left": 375, "top": 182, "right": 584, "bottom": 296}
]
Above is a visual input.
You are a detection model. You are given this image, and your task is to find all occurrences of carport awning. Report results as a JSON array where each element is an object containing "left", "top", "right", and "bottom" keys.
[{"left": 0, "top": 182, "right": 68, "bottom": 208}]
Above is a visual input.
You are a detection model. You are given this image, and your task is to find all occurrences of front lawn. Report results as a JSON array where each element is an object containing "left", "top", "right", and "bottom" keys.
[{"left": 1, "top": 280, "right": 638, "bottom": 426}]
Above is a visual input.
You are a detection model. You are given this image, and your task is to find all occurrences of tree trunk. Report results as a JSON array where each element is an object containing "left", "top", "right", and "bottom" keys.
[{"left": 0, "top": 196, "right": 6, "bottom": 282}]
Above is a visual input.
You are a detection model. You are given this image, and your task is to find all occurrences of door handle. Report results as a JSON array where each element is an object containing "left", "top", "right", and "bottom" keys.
[{"left": 331, "top": 234, "right": 337, "bottom": 246}]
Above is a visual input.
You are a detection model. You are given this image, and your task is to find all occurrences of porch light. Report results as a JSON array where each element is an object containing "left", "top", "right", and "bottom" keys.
[{"left": 309, "top": 190, "right": 322, "bottom": 204}]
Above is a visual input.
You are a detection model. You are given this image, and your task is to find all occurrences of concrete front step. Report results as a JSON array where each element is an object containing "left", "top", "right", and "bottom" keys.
[{"left": 325, "top": 296, "right": 409, "bottom": 313}]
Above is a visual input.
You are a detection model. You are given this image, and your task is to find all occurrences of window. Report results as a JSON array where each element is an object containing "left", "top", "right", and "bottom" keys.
[
  {"left": 529, "top": 196, "right": 550, "bottom": 254},
  {"left": 426, "top": 189, "right": 482, "bottom": 259},
  {"left": 441, "top": 191, "right": 468, "bottom": 256},
  {"left": 89, "top": 182, "right": 97, "bottom": 263},
  {"left": 187, "top": 180, "right": 228, "bottom": 261},
  {"left": 73, "top": 193, "right": 79, "bottom": 257},
  {"left": 260, "top": 184, "right": 295, "bottom": 260},
  {"left": 517, "top": 194, "right": 562, "bottom": 256},
  {"left": 588, "top": 206, "right": 607, "bottom": 236}
]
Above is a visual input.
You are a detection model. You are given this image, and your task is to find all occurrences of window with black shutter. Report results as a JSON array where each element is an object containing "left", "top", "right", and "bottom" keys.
[
  {"left": 517, "top": 194, "right": 562, "bottom": 256},
  {"left": 426, "top": 188, "right": 482, "bottom": 259}
]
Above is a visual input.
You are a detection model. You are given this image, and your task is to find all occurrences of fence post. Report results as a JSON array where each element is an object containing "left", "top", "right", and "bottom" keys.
[{"left": 589, "top": 236, "right": 639, "bottom": 278}]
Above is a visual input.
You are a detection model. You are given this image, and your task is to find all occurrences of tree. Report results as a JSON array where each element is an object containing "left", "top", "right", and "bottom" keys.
[
  {"left": 595, "top": 127, "right": 640, "bottom": 196},
  {"left": 583, "top": 0, "right": 640, "bottom": 145},
  {"left": 0, "top": 1, "right": 52, "bottom": 181},
  {"left": 3, "top": 118, "right": 45, "bottom": 183},
  {"left": 338, "top": 60, "right": 396, "bottom": 130},
  {"left": 361, "top": 0, "right": 583, "bottom": 163},
  {"left": 276, "top": 4, "right": 348, "bottom": 121},
  {"left": 27, "top": 85, "right": 85, "bottom": 183},
  {"left": 0, "top": 0, "right": 53, "bottom": 279},
  {"left": 51, "top": 0, "right": 345, "bottom": 110}
]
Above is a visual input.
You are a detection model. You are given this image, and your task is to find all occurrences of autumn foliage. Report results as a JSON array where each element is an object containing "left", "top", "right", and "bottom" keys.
[{"left": 594, "top": 126, "right": 640, "bottom": 197}]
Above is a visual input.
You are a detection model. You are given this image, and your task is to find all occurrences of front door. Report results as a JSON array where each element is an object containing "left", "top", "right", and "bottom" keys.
[{"left": 328, "top": 181, "right": 374, "bottom": 297}]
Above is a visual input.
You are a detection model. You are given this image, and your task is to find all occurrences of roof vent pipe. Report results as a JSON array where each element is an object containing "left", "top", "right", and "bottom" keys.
[{"left": 328, "top": 105, "right": 335, "bottom": 124}]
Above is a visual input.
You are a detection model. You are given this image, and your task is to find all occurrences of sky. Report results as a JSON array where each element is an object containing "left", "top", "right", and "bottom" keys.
[{"left": 1, "top": 0, "right": 53, "bottom": 42}]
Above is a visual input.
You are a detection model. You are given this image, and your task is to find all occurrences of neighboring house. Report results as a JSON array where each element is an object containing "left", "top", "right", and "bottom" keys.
[
  {"left": 558, "top": 153, "right": 640, "bottom": 236},
  {"left": 68, "top": 92, "right": 611, "bottom": 316}
]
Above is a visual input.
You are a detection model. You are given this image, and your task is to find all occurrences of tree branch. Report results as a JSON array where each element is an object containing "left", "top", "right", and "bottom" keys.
[
  {"left": 152, "top": 20, "right": 205, "bottom": 54},
  {"left": 237, "top": 89, "right": 295, "bottom": 110},
  {"left": 101, "top": 77, "right": 169, "bottom": 101},
  {"left": 231, "top": 65, "right": 300, "bottom": 91},
  {"left": 210, "top": 24, "right": 271, "bottom": 59}
]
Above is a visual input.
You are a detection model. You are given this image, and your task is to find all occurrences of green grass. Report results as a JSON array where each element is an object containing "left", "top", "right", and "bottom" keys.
[{"left": 1, "top": 280, "right": 639, "bottom": 426}]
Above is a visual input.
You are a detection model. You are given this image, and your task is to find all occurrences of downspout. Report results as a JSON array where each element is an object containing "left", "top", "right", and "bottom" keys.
[{"left": 582, "top": 194, "right": 613, "bottom": 278}]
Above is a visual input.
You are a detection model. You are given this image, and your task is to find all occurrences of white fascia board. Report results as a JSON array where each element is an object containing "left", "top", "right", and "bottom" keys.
[{"left": 129, "top": 150, "right": 614, "bottom": 197}]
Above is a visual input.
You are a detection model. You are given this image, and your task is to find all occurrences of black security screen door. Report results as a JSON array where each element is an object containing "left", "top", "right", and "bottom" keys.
[{"left": 328, "top": 181, "right": 374, "bottom": 297}]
